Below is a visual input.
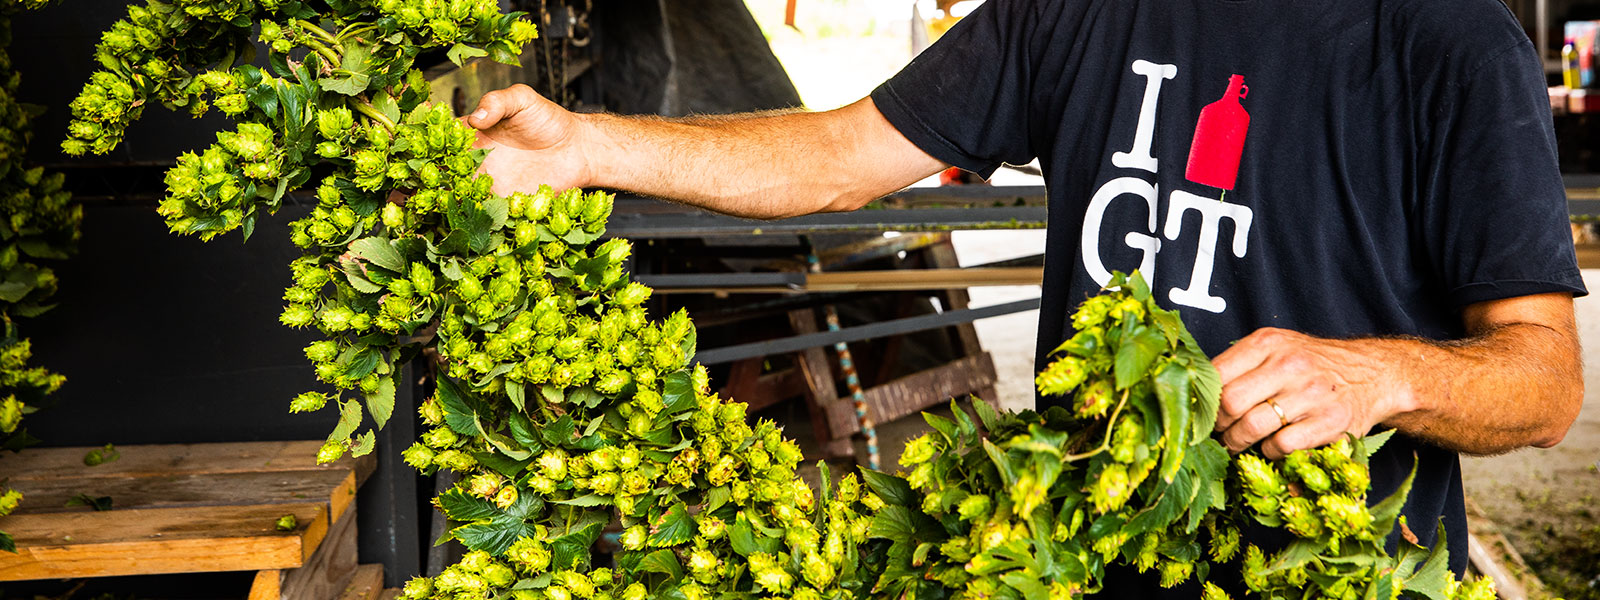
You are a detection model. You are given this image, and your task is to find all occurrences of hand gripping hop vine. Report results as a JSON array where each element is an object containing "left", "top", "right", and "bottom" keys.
[{"left": 62, "top": 1, "right": 1500, "bottom": 597}]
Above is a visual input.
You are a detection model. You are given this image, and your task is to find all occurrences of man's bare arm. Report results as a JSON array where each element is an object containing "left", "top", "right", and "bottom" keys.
[
  {"left": 1212, "top": 292, "right": 1583, "bottom": 458},
  {"left": 466, "top": 85, "right": 947, "bottom": 219}
]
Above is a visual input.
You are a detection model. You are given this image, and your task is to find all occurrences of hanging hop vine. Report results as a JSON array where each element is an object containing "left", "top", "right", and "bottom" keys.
[{"left": 59, "top": 0, "right": 1508, "bottom": 595}]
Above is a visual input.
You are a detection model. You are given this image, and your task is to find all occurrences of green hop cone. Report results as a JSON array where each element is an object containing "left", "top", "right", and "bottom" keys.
[
  {"left": 401, "top": 443, "right": 436, "bottom": 470},
  {"left": 1089, "top": 463, "right": 1133, "bottom": 513},
  {"left": 1074, "top": 377, "right": 1115, "bottom": 418},
  {"left": 1286, "top": 450, "right": 1333, "bottom": 493},
  {"left": 1035, "top": 355, "right": 1089, "bottom": 396},
  {"left": 289, "top": 391, "right": 329, "bottom": 413},
  {"left": 1201, "top": 582, "right": 1233, "bottom": 600},
  {"left": 400, "top": 576, "right": 433, "bottom": 599},
  {"left": 1331, "top": 460, "right": 1371, "bottom": 496},
  {"left": 900, "top": 433, "right": 939, "bottom": 466},
  {"left": 1317, "top": 494, "right": 1374, "bottom": 539},
  {"left": 1278, "top": 496, "right": 1325, "bottom": 538}
]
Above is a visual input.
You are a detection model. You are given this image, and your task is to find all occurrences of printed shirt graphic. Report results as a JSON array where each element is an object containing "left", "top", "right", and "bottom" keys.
[{"left": 871, "top": 0, "right": 1584, "bottom": 596}]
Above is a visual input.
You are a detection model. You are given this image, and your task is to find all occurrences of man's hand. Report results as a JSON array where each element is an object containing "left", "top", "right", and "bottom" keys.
[
  {"left": 462, "top": 87, "right": 946, "bottom": 219},
  {"left": 467, "top": 84, "right": 592, "bottom": 195},
  {"left": 1213, "top": 329, "right": 1409, "bottom": 458},
  {"left": 1213, "top": 292, "right": 1582, "bottom": 458}
]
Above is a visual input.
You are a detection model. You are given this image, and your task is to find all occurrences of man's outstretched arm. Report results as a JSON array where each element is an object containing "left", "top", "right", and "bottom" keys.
[
  {"left": 465, "top": 85, "right": 948, "bottom": 219},
  {"left": 1213, "top": 292, "right": 1584, "bottom": 458}
]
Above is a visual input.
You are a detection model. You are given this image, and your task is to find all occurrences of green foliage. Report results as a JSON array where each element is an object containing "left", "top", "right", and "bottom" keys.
[{"left": 56, "top": 0, "right": 1501, "bottom": 594}]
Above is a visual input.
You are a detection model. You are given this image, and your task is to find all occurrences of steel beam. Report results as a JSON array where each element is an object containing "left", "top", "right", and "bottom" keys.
[{"left": 692, "top": 298, "right": 1041, "bottom": 365}]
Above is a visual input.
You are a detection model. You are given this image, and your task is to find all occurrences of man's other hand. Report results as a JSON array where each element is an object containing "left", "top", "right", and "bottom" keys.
[
  {"left": 1212, "top": 328, "right": 1406, "bottom": 458},
  {"left": 466, "top": 84, "right": 591, "bottom": 195},
  {"left": 1211, "top": 292, "right": 1582, "bottom": 458}
]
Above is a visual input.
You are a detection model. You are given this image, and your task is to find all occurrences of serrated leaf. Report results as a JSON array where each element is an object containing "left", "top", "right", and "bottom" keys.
[
  {"left": 436, "top": 378, "right": 483, "bottom": 436},
  {"left": 553, "top": 494, "right": 612, "bottom": 507},
  {"left": 365, "top": 376, "right": 395, "bottom": 429},
  {"left": 1363, "top": 429, "right": 1398, "bottom": 459},
  {"left": 860, "top": 469, "right": 918, "bottom": 507},
  {"left": 1114, "top": 324, "right": 1167, "bottom": 390},
  {"left": 328, "top": 399, "right": 362, "bottom": 441},
  {"left": 0, "top": 532, "right": 13, "bottom": 553},
  {"left": 1400, "top": 524, "right": 1453, "bottom": 600},
  {"left": 350, "top": 236, "right": 406, "bottom": 272},
  {"left": 648, "top": 503, "right": 694, "bottom": 547},
  {"left": 1153, "top": 362, "right": 1192, "bottom": 482},
  {"left": 1369, "top": 458, "right": 1419, "bottom": 539},
  {"left": 637, "top": 549, "right": 684, "bottom": 581},
  {"left": 1186, "top": 358, "right": 1222, "bottom": 440},
  {"left": 868, "top": 505, "right": 917, "bottom": 540},
  {"left": 662, "top": 370, "right": 695, "bottom": 415},
  {"left": 351, "top": 430, "right": 376, "bottom": 456},
  {"left": 923, "top": 412, "right": 959, "bottom": 445},
  {"left": 453, "top": 519, "right": 534, "bottom": 555},
  {"left": 1261, "top": 538, "right": 1320, "bottom": 574},
  {"left": 472, "top": 451, "right": 532, "bottom": 478},
  {"left": 971, "top": 397, "right": 1004, "bottom": 433},
  {"left": 540, "top": 415, "right": 576, "bottom": 446},
  {"left": 729, "top": 513, "right": 782, "bottom": 556},
  {"left": 507, "top": 413, "right": 541, "bottom": 450}
]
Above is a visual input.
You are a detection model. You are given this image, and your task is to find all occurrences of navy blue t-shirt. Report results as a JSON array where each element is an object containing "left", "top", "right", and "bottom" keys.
[{"left": 872, "top": 0, "right": 1585, "bottom": 594}]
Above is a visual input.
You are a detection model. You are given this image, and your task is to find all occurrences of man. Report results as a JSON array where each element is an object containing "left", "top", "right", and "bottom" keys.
[{"left": 465, "top": 0, "right": 1585, "bottom": 594}]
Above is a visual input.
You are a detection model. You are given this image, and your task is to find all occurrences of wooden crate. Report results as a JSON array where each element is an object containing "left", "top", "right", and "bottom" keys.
[{"left": 0, "top": 441, "right": 383, "bottom": 599}]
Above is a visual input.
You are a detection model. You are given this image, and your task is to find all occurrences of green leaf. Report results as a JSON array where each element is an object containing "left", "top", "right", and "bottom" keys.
[
  {"left": 868, "top": 505, "right": 917, "bottom": 540},
  {"left": 436, "top": 378, "right": 483, "bottom": 436},
  {"left": 447, "top": 43, "right": 489, "bottom": 66},
  {"left": 662, "top": 370, "right": 695, "bottom": 415},
  {"left": 351, "top": 430, "right": 377, "bottom": 456},
  {"left": 365, "top": 376, "right": 396, "bottom": 429},
  {"left": 1152, "top": 362, "right": 1192, "bottom": 482},
  {"left": 648, "top": 503, "right": 695, "bottom": 547},
  {"left": 923, "top": 412, "right": 959, "bottom": 445},
  {"left": 321, "top": 71, "right": 371, "bottom": 96},
  {"left": 0, "top": 531, "right": 13, "bottom": 553},
  {"left": 1399, "top": 524, "right": 1454, "bottom": 600},
  {"left": 65, "top": 494, "right": 113, "bottom": 511},
  {"left": 637, "top": 549, "right": 684, "bottom": 581},
  {"left": 553, "top": 494, "right": 612, "bottom": 507},
  {"left": 350, "top": 236, "right": 406, "bottom": 272},
  {"left": 472, "top": 452, "right": 531, "bottom": 478},
  {"left": 1185, "top": 358, "right": 1222, "bottom": 440},
  {"left": 1114, "top": 324, "right": 1167, "bottom": 390},
  {"left": 971, "top": 397, "right": 1004, "bottom": 433},
  {"left": 540, "top": 415, "right": 576, "bottom": 446},
  {"left": 506, "top": 381, "right": 526, "bottom": 412},
  {"left": 999, "top": 571, "right": 1051, "bottom": 600},
  {"left": 729, "top": 513, "right": 782, "bottom": 556},
  {"left": 507, "top": 413, "right": 541, "bottom": 450},
  {"left": 1362, "top": 429, "right": 1398, "bottom": 459},
  {"left": 328, "top": 399, "right": 363, "bottom": 441},
  {"left": 860, "top": 469, "right": 918, "bottom": 507},
  {"left": 1261, "top": 538, "right": 1320, "bottom": 574},
  {"left": 453, "top": 519, "right": 535, "bottom": 555},
  {"left": 1369, "top": 458, "right": 1419, "bottom": 539},
  {"left": 82, "top": 443, "right": 120, "bottom": 467}
]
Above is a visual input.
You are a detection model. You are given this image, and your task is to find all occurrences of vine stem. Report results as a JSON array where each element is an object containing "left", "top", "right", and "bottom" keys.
[
  {"left": 297, "top": 19, "right": 341, "bottom": 46},
  {"left": 353, "top": 99, "right": 398, "bottom": 134},
  {"left": 1061, "top": 387, "right": 1131, "bottom": 462},
  {"left": 301, "top": 37, "right": 343, "bottom": 68}
]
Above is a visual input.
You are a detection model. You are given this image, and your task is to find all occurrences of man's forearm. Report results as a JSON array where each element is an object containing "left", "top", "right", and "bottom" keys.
[
  {"left": 575, "top": 98, "right": 945, "bottom": 219},
  {"left": 1383, "top": 320, "right": 1582, "bottom": 454}
]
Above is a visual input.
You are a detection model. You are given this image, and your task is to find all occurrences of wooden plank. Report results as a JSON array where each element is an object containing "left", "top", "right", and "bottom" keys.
[
  {"left": 828, "top": 353, "right": 998, "bottom": 437},
  {"left": 0, "top": 503, "right": 327, "bottom": 580},
  {"left": 0, "top": 441, "right": 372, "bottom": 482},
  {"left": 378, "top": 589, "right": 401, "bottom": 600},
  {"left": 336, "top": 564, "right": 385, "bottom": 600},
  {"left": 278, "top": 509, "right": 361, "bottom": 600},
  {"left": 1464, "top": 497, "right": 1546, "bottom": 600},
  {"left": 250, "top": 570, "right": 283, "bottom": 600},
  {"left": 5, "top": 469, "right": 354, "bottom": 515},
  {"left": 789, "top": 309, "right": 854, "bottom": 458}
]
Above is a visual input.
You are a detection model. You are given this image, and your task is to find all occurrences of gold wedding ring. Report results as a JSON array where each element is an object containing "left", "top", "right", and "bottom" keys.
[{"left": 1266, "top": 398, "right": 1289, "bottom": 428}]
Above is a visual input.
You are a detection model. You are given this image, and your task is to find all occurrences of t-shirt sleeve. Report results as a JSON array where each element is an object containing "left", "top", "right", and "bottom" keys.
[
  {"left": 1419, "top": 40, "right": 1587, "bottom": 307},
  {"left": 870, "top": 0, "right": 1043, "bottom": 178}
]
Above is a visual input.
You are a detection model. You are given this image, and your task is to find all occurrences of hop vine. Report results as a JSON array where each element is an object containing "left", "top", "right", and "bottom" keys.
[{"left": 55, "top": 0, "right": 1501, "bottom": 598}]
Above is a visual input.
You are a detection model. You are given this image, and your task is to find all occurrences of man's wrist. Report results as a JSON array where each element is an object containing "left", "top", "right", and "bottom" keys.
[{"left": 572, "top": 112, "right": 610, "bottom": 191}]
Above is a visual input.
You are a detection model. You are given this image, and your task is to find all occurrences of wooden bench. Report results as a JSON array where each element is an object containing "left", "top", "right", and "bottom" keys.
[{"left": 0, "top": 441, "right": 387, "bottom": 599}]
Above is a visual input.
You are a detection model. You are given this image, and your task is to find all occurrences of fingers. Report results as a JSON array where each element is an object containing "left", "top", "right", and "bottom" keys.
[
  {"left": 1220, "top": 397, "right": 1301, "bottom": 453},
  {"left": 1259, "top": 417, "right": 1350, "bottom": 459},
  {"left": 467, "top": 83, "right": 538, "bottom": 130}
]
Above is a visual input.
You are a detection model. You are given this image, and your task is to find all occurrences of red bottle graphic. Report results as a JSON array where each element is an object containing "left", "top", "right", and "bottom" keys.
[{"left": 1185, "top": 74, "right": 1250, "bottom": 191}]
